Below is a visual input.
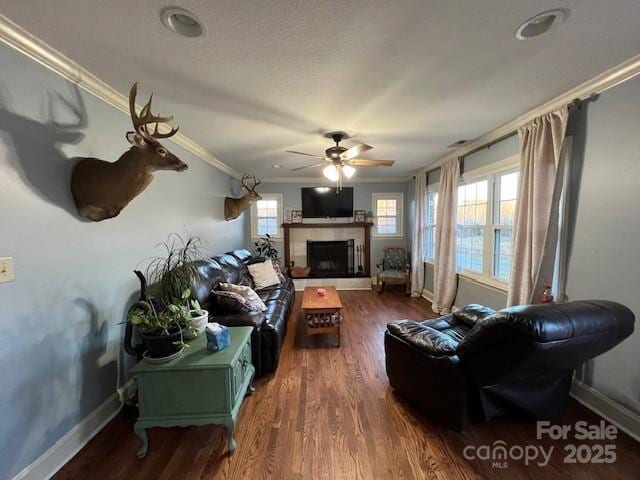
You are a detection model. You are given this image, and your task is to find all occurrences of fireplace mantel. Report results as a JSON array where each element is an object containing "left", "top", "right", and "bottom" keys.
[
  {"left": 282, "top": 222, "right": 373, "bottom": 276},
  {"left": 282, "top": 222, "right": 373, "bottom": 229}
]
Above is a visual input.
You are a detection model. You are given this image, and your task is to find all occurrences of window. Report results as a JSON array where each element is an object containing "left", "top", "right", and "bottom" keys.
[
  {"left": 424, "top": 190, "right": 438, "bottom": 261},
  {"left": 493, "top": 171, "right": 518, "bottom": 282},
  {"left": 456, "top": 179, "right": 488, "bottom": 273},
  {"left": 451, "top": 158, "right": 520, "bottom": 288},
  {"left": 250, "top": 193, "right": 283, "bottom": 239},
  {"left": 373, "top": 193, "right": 404, "bottom": 237}
]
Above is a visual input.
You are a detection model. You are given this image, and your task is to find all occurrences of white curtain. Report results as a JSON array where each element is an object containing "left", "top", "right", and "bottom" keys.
[
  {"left": 508, "top": 106, "right": 569, "bottom": 306},
  {"left": 432, "top": 158, "right": 459, "bottom": 314},
  {"left": 410, "top": 172, "right": 427, "bottom": 296}
]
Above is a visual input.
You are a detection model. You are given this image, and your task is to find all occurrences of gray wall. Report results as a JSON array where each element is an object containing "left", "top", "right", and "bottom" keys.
[
  {"left": 563, "top": 75, "right": 640, "bottom": 415},
  {"left": 251, "top": 181, "right": 410, "bottom": 271},
  {"left": 0, "top": 44, "right": 247, "bottom": 479}
]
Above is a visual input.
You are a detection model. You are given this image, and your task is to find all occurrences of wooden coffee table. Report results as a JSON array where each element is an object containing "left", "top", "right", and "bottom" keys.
[{"left": 301, "top": 286, "right": 343, "bottom": 347}]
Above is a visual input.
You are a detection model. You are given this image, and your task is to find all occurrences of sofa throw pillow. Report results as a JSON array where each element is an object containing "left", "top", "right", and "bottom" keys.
[
  {"left": 210, "top": 290, "right": 256, "bottom": 313},
  {"left": 219, "top": 282, "right": 267, "bottom": 312},
  {"left": 272, "top": 260, "right": 287, "bottom": 283},
  {"left": 247, "top": 259, "right": 281, "bottom": 290}
]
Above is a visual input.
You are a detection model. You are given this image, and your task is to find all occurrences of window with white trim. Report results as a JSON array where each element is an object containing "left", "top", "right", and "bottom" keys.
[
  {"left": 250, "top": 193, "right": 283, "bottom": 239},
  {"left": 493, "top": 170, "right": 518, "bottom": 282},
  {"left": 453, "top": 163, "right": 519, "bottom": 287},
  {"left": 373, "top": 193, "right": 404, "bottom": 237},
  {"left": 456, "top": 179, "right": 488, "bottom": 273},
  {"left": 424, "top": 189, "right": 438, "bottom": 261}
]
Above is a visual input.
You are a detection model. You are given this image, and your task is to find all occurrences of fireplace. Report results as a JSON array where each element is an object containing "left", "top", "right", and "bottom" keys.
[{"left": 307, "top": 240, "right": 354, "bottom": 277}]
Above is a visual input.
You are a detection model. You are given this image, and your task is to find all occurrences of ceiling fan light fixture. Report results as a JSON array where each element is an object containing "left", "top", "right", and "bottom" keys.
[
  {"left": 323, "top": 165, "right": 339, "bottom": 182},
  {"left": 342, "top": 165, "right": 356, "bottom": 179}
]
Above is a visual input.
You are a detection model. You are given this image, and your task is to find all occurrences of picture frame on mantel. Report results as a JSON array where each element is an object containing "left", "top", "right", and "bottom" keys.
[
  {"left": 291, "top": 210, "right": 303, "bottom": 223},
  {"left": 354, "top": 209, "right": 366, "bottom": 223}
]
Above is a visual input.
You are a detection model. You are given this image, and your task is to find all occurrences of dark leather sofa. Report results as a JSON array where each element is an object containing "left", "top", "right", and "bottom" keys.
[
  {"left": 385, "top": 301, "right": 635, "bottom": 430},
  {"left": 126, "top": 249, "right": 294, "bottom": 377}
]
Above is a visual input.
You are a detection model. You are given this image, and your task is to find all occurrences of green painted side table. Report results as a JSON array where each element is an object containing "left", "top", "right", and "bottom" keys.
[{"left": 130, "top": 326, "right": 255, "bottom": 458}]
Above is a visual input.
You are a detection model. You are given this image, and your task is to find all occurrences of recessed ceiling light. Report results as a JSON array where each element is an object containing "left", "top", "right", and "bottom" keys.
[
  {"left": 447, "top": 140, "right": 469, "bottom": 148},
  {"left": 272, "top": 164, "right": 283, "bottom": 169},
  {"left": 515, "top": 8, "right": 570, "bottom": 40},
  {"left": 161, "top": 8, "right": 206, "bottom": 38}
]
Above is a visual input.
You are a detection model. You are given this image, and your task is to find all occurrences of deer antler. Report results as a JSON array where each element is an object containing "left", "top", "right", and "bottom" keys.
[
  {"left": 241, "top": 174, "right": 261, "bottom": 192},
  {"left": 129, "top": 82, "right": 179, "bottom": 141}
]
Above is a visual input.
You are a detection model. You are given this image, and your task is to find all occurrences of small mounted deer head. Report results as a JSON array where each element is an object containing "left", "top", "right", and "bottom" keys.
[
  {"left": 71, "top": 83, "right": 187, "bottom": 221},
  {"left": 224, "top": 174, "right": 262, "bottom": 221}
]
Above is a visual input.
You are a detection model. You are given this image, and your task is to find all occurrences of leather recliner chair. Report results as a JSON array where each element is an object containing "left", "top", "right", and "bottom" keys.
[{"left": 384, "top": 301, "right": 635, "bottom": 430}]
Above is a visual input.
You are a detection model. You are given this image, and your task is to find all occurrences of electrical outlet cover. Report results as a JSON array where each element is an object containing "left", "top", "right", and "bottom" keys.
[{"left": 0, "top": 257, "right": 15, "bottom": 283}]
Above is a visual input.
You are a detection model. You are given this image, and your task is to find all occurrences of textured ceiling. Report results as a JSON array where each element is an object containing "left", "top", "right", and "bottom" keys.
[{"left": 2, "top": 0, "right": 640, "bottom": 179}]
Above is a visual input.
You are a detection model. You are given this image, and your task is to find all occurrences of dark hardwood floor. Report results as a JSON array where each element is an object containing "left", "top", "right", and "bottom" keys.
[{"left": 55, "top": 290, "right": 640, "bottom": 479}]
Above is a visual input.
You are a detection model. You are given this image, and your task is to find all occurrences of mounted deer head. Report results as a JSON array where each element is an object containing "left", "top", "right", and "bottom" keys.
[
  {"left": 71, "top": 83, "right": 187, "bottom": 221},
  {"left": 224, "top": 174, "right": 262, "bottom": 221}
]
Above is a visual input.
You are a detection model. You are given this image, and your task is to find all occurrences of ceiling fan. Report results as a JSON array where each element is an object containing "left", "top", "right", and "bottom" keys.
[{"left": 286, "top": 133, "right": 395, "bottom": 190}]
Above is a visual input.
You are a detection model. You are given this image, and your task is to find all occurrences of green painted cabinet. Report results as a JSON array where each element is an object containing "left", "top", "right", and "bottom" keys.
[{"left": 130, "top": 326, "right": 255, "bottom": 457}]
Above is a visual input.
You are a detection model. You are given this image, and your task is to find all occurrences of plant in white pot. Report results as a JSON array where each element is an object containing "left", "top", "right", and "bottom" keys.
[{"left": 168, "top": 288, "right": 208, "bottom": 340}]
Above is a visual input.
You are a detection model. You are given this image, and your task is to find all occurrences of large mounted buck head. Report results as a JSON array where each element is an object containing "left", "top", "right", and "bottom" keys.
[
  {"left": 224, "top": 174, "right": 262, "bottom": 221},
  {"left": 125, "top": 83, "right": 187, "bottom": 173},
  {"left": 71, "top": 83, "right": 187, "bottom": 221}
]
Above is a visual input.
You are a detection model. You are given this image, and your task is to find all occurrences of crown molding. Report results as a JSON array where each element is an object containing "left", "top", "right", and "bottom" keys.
[
  {"left": 417, "top": 52, "right": 640, "bottom": 175},
  {"left": 0, "top": 14, "right": 240, "bottom": 178},
  {"left": 260, "top": 175, "right": 411, "bottom": 184}
]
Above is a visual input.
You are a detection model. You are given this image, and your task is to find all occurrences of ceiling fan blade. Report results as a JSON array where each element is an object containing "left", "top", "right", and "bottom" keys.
[
  {"left": 348, "top": 158, "right": 395, "bottom": 167},
  {"left": 286, "top": 150, "right": 325, "bottom": 158},
  {"left": 340, "top": 143, "right": 372, "bottom": 160},
  {"left": 291, "top": 162, "right": 326, "bottom": 171}
]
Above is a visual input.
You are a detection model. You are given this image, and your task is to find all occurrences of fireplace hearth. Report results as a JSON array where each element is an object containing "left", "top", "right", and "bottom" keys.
[{"left": 307, "top": 240, "right": 354, "bottom": 277}]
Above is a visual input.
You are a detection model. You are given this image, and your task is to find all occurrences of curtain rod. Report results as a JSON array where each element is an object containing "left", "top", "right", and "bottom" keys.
[
  {"left": 417, "top": 53, "right": 640, "bottom": 177},
  {"left": 421, "top": 98, "right": 587, "bottom": 175}
]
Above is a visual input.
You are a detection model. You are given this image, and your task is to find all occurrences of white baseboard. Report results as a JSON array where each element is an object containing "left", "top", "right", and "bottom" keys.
[
  {"left": 12, "top": 379, "right": 137, "bottom": 480},
  {"left": 570, "top": 379, "right": 640, "bottom": 443}
]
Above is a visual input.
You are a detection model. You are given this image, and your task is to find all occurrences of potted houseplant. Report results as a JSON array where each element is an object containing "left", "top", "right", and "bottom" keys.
[
  {"left": 145, "top": 233, "right": 206, "bottom": 306},
  {"left": 125, "top": 234, "right": 208, "bottom": 361},
  {"left": 253, "top": 233, "right": 279, "bottom": 260},
  {"left": 168, "top": 288, "right": 208, "bottom": 340},
  {"left": 128, "top": 298, "right": 189, "bottom": 362}
]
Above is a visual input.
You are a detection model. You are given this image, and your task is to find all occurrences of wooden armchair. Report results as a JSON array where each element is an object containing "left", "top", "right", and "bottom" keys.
[{"left": 376, "top": 247, "right": 411, "bottom": 295}]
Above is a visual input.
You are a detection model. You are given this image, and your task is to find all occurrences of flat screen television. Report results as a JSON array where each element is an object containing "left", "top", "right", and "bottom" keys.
[{"left": 301, "top": 187, "right": 354, "bottom": 218}]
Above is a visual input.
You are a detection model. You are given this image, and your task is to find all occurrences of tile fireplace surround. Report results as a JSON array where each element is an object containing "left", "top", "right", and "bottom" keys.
[{"left": 282, "top": 223, "right": 373, "bottom": 278}]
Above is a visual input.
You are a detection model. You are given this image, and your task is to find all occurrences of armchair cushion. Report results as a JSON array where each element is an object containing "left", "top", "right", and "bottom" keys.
[
  {"left": 380, "top": 270, "right": 408, "bottom": 279},
  {"left": 384, "top": 248, "right": 407, "bottom": 270},
  {"left": 387, "top": 320, "right": 459, "bottom": 356},
  {"left": 452, "top": 304, "right": 496, "bottom": 327}
]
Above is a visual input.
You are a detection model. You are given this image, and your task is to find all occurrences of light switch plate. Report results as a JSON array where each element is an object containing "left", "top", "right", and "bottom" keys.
[{"left": 0, "top": 257, "right": 15, "bottom": 283}]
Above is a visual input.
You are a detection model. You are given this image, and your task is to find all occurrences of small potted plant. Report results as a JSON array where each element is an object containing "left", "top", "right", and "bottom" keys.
[
  {"left": 128, "top": 299, "right": 189, "bottom": 362},
  {"left": 168, "top": 288, "right": 208, "bottom": 340},
  {"left": 253, "top": 233, "right": 279, "bottom": 260}
]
